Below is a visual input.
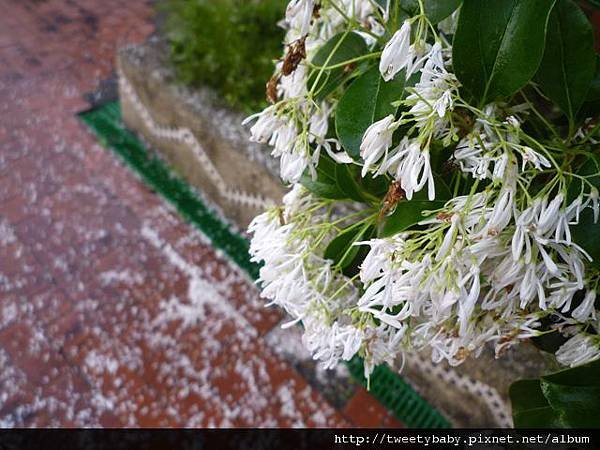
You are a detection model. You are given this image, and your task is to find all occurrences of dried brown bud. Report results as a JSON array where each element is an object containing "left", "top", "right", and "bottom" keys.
[
  {"left": 378, "top": 181, "right": 406, "bottom": 220},
  {"left": 436, "top": 212, "right": 453, "bottom": 222},
  {"left": 278, "top": 208, "right": 286, "bottom": 226},
  {"left": 312, "top": 3, "right": 321, "bottom": 18},
  {"left": 343, "top": 62, "right": 356, "bottom": 75},
  {"left": 266, "top": 74, "right": 280, "bottom": 104},
  {"left": 282, "top": 37, "right": 307, "bottom": 76},
  {"left": 454, "top": 347, "right": 469, "bottom": 361}
]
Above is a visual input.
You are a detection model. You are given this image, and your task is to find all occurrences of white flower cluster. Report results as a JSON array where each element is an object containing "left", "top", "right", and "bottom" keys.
[
  {"left": 361, "top": 30, "right": 460, "bottom": 201},
  {"left": 248, "top": 0, "right": 600, "bottom": 375},
  {"left": 244, "top": 0, "right": 384, "bottom": 183},
  {"left": 249, "top": 185, "right": 409, "bottom": 375}
]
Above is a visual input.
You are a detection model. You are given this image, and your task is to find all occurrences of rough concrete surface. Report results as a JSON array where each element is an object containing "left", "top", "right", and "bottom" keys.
[{"left": 118, "top": 38, "right": 285, "bottom": 229}]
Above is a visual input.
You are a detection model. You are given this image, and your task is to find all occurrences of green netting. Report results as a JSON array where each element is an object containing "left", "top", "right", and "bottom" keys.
[
  {"left": 346, "top": 357, "right": 450, "bottom": 428},
  {"left": 80, "top": 102, "right": 259, "bottom": 280},
  {"left": 79, "top": 100, "right": 451, "bottom": 429}
]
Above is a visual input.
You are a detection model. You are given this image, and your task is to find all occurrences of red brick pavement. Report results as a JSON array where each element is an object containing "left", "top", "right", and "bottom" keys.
[{"left": 0, "top": 0, "right": 398, "bottom": 427}]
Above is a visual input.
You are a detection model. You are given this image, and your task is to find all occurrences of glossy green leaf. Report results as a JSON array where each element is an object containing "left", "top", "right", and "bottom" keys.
[
  {"left": 511, "top": 360, "right": 600, "bottom": 428},
  {"left": 325, "top": 224, "right": 374, "bottom": 268},
  {"left": 300, "top": 154, "right": 347, "bottom": 199},
  {"left": 400, "top": 0, "right": 462, "bottom": 24},
  {"left": 542, "top": 359, "right": 600, "bottom": 386},
  {"left": 535, "top": 0, "right": 595, "bottom": 121},
  {"left": 531, "top": 330, "right": 569, "bottom": 354},
  {"left": 570, "top": 156, "right": 600, "bottom": 267},
  {"left": 571, "top": 208, "right": 600, "bottom": 267},
  {"left": 579, "top": 56, "right": 600, "bottom": 118},
  {"left": 361, "top": 174, "right": 389, "bottom": 199},
  {"left": 453, "top": 0, "right": 556, "bottom": 104},
  {"left": 335, "top": 164, "right": 367, "bottom": 203},
  {"left": 541, "top": 360, "right": 600, "bottom": 427},
  {"left": 379, "top": 199, "right": 445, "bottom": 237},
  {"left": 587, "top": 57, "right": 600, "bottom": 103},
  {"left": 542, "top": 383, "right": 600, "bottom": 427},
  {"left": 510, "top": 379, "right": 563, "bottom": 428},
  {"left": 336, "top": 66, "right": 405, "bottom": 159},
  {"left": 309, "top": 32, "right": 368, "bottom": 100},
  {"left": 378, "top": 178, "right": 451, "bottom": 237}
]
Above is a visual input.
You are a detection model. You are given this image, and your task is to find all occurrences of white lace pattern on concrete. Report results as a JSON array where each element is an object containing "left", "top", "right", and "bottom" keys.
[
  {"left": 406, "top": 353, "right": 513, "bottom": 427},
  {"left": 118, "top": 68, "right": 274, "bottom": 210}
]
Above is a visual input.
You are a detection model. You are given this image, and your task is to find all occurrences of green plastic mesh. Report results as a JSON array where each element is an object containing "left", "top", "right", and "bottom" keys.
[
  {"left": 79, "top": 101, "right": 451, "bottom": 429},
  {"left": 346, "top": 357, "right": 450, "bottom": 428}
]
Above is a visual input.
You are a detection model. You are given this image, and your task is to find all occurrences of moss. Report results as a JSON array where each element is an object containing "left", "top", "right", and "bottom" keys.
[{"left": 158, "top": 0, "right": 286, "bottom": 114}]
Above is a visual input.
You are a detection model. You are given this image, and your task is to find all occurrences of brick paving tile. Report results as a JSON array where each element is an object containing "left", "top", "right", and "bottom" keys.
[
  {"left": 342, "top": 388, "right": 404, "bottom": 428},
  {"left": 0, "top": 0, "right": 400, "bottom": 428}
]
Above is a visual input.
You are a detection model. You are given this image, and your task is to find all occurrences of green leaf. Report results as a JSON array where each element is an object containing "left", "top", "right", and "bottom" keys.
[
  {"left": 335, "top": 66, "right": 405, "bottom": 159},
  {"left": 570, "top": 156, "right": 600, "bottom": 266},
  {"left": 379, "top": 199, "right": 445, "bottom": 237},
  {"left": 541, "top": 360, "right": 600, "bottom": 427},
  {"left": 510, "top": 359, "right": 600, "bottom": 428},
  {"left": 309, "top": 32, "right": 368, "bottom": 100},
  {"left": 542, "top": 358, "right": 600, "bottom": 386},
  {"left": 510, "top": 379, "right": 563, "bottom": 428},
  {"left": 535, "top": 0, "right": 595, "bottom": 122},
  {"left": 453, "top": 0, "right": 556, "bottom": 104},
  {"left": 335, "top": 164, "right": 367, "bottom": 203},
  {"left": 325, "top": 224, "right": 374, "bottom": 269},
  {"left": 300, "top": 154, "right": 347, "bottom": 199},
  {"left": 542, "top": 383, "right": 600, "bottom": 427},
  {"left": 587, "top": 57, "right": 600, "bottom": 103},
  {"left": 579, "top": 56, "right": 600, "bottom": 118},
  {"left": 400, "top": 0, "right": 462, "bottom": 24},
  {"left": 531, "top": 330, "right": 569, "bottom": 354},
  {"left": 571, "top": 209, "right": 600, "bottom": 267},
  {"left": 378, "top": 177, "right": 451, "bottom": 237},
  {"left": 361, "top": 174, "right": 389, "bottom": 199}
]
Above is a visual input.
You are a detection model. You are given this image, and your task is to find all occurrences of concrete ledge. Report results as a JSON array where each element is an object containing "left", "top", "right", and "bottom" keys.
[{"left": 117, "top": 38, "right": 284, "bottom": 229}]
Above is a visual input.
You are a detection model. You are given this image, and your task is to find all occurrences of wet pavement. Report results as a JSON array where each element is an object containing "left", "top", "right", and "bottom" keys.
[{"left": 0, "top": 0, "right": 402, "bottom": 427}]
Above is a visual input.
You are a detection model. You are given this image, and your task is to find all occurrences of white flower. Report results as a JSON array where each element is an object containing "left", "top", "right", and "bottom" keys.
[
  {"left": 357, "top": 237, "right": 401, "bottom": 283},
  {"left": 517, "top": 145, "right": 551, "bottom": 172},
  {"left": 382, "top": 137, "right": 436, "bottom": 200},
  {"left": 279, "top": 64, "right": 308, "bottom": 99},
  {"left": 286, "top": 0, "right": 314, "bottom": 36},
  {"left": 303, "top": 317, "right": 364, "bottom": 369},
  {"left": 309, "top": 102, "right": 329, "bottom": 141},
  {"left": 454, "top": 133, "right": 498, "bottom": 180},
  {"left": 556, "top": 334, "right": 600, "bottom": 367},
  {"left": 244, "top": 106, "right": 281, "bottom": 144},
  {"left": 505, "top": 115, "right": 520, "bottom": 128},
  {"left": 363, "top": 325, "right": 406, "bottom": 377},
  {"left": 405, "top": 44, "right": 457, "bottom": 140},
  {"left": 571, "top": 290, "right": 597, "bottom": 322},
  {"left": 360, "top": 115, "right": 398, "bottom": 176},
  {"left": 248, "top": 0, "right": 600, "bottom": 374},
  {"left": 590, "top": 188, "right": 599, "bottom": 223},
  {"left": 479, "top": 188, "right": 514, "bottom": 237},
  {"left": 379, "top": 20, "right": 412, "bottom": 81},
  {"left": 458, "top": 266, "right": 481, "bottom": 335},
  {"left": 339, "top": 0, "right": 375, "bottom": 24},
  {"left": 280, "top": 144, "right": 310, "bottom": 183}
]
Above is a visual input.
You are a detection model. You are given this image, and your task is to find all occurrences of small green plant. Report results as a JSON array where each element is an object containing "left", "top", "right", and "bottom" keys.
[{"left": 159, "top": 0, "right": 286, "bottom": 113}]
